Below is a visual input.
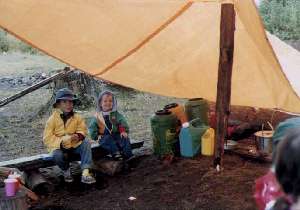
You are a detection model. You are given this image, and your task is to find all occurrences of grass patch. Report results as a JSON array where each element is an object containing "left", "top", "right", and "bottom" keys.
[{"left": 0, "top": 29, "right": 39, "bottom": 54}]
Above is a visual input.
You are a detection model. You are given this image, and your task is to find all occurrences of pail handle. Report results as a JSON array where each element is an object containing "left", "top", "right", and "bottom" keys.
[
  {"left": 262, "top": 122, "right": 274, "bottom": 131},
  {"left": 267, "top": 121, "right": 274, "bottom": 131}
]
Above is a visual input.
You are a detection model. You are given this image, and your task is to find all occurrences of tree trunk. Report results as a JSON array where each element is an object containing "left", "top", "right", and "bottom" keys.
[
  {"left": 36, "top": 70, "right": 102, "bottom": 116},
  {"left": 53, "top": 70, "right": 101, "bottom": 108}
]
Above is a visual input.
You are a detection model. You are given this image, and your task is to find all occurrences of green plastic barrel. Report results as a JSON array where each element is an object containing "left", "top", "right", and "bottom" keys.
[
  {"left": 185, "top": 98, "right": 209, "bottom": 125},
  {"left": 150, "top": 110, "right": 178, "bottom": 157}
]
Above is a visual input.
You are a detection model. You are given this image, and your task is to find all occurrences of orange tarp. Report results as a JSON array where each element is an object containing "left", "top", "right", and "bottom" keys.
[{"left": 0, "top": 0, "right": 299, "bottom": 112}]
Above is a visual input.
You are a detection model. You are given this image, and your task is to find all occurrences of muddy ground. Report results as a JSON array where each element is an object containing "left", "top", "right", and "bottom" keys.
[{"left": 30, "top": 154, "right": 269, "bottom": 210}]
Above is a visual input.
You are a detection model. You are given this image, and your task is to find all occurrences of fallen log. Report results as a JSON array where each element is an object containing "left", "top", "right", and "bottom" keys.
[
  {"left": 230, "top": 107, "right": 297, "bottom": 128},
  {"left": 208, "top": 102, "right": 299, "bottom": 128},
  {"left": 39, "top": 166, "right": 64, "bottom": 187},
  {"left": 0, "top": 141, "right": 144, "bottom": 171},
  {"left": 20, "top": 184, "right": 39, "bottom": 202},
  {"left": 0, "top": 67, "right": 71, "bottom": 107},
  {"left": 0, "top": 155, "right": 54, "bottom": 172},
  {"left": 24, "top": 170, "right": 54, "bottom": 195},
  {"left": 93, "top": 159, "right": 123, "bottom": 176}
]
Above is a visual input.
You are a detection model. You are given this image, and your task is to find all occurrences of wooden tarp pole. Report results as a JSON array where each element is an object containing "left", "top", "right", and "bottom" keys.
[
  {"left": 214, "top": 3, "right": 235, "bottom": 168},
  {"left": 0, "top": 67, "right": 71, "bottom": 107}
]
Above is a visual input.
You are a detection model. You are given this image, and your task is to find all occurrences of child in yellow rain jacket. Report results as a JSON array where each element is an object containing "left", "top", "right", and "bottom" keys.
[{"left": 43, "top": 88, "right": 96, "bottom": 184}]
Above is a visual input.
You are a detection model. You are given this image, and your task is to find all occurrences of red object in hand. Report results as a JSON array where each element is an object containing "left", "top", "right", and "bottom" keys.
[
  {"left": 119, "top": 125, "right": 126, "bottom": 133},
  {"left": 254, "top": 170, "right": 285, "bottom": 210}
]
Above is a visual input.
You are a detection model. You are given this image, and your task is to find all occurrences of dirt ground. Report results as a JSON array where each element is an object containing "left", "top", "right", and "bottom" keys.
[{"left": 30, "top": 154, "right": 269, "bottom": 210}]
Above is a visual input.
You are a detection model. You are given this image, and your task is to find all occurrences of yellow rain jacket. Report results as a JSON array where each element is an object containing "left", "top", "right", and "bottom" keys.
[{"left": 43, "top": 109, "right": 87, "bottom": 152}]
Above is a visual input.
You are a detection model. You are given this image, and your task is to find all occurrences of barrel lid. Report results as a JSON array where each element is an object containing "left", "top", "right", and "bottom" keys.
[
  {"left": 155, "top": 109, "right": 171, "bottom": 115},
  {"left": 188, "top": 98, "right": 204, "bottom": 101},
  {"left": 164, "top": 103, "right": 178, "bottom": 109}
]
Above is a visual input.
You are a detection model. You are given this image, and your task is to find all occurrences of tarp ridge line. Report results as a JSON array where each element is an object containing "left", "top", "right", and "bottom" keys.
[{"left": 93, "top": 1, "right": 194, "bottom": 76}]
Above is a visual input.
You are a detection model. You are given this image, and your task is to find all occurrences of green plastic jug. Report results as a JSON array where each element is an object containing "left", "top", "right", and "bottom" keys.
[{"left": 185, "top": 98, "right": 209, "bottom": 125}]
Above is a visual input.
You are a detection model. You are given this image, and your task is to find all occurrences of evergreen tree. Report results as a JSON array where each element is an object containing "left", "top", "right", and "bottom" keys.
[{"left": 259, "top": 0, "right": 300, "bottom": 40}]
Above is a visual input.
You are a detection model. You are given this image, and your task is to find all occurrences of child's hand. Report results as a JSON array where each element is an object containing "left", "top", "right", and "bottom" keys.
[
  {"left": 71, "top": 134, "right": 79, "bottom": 140},
  {"left": 120, "top": 132, "right": 128, "bottom": 139},
  {"left": 71, "top": 134, "right": 80, "bottom": 144},
  {"left": 61, "top": 135, "right": 72, "bottom": 149}
]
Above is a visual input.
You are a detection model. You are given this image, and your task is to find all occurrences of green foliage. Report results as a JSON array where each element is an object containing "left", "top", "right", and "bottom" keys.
[
  {"left": 0, "top": 30, "right": 10, "bottom": 52},
  {"left": 18, "top": 43, "right": 39, "bottom": 54},
  {"left": 259, "top": 0, "right": 300, "bottom": 40},
  {"left": 0, "top": 29, "right": 39, "bottom": 54}
]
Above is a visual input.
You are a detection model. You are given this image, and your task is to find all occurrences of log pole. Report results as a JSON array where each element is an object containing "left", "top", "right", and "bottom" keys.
[
  {"left": 0, "top": 67, "right": 71, "bottom": 107},
  {"left": 214, "top": 4, "right": 235, "bottom": 168}
]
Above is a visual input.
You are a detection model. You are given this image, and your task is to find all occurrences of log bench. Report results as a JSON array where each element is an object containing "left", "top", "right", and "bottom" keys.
[
  {"left": 0, "top": 141, "right": 144, "bottom": 171},
  {"left": 0, "top": 141, "right": 144, "bottom": 194}
]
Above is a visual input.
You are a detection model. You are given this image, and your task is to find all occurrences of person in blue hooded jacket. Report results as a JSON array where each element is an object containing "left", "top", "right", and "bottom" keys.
[
  {"left": 272, "top": 117, "right": 300, "bottom": 161},
  {"left": 89, "top": 90, "right": 133, "bottom": 160}
]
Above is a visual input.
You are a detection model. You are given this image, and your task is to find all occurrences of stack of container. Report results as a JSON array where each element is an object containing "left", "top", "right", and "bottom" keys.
[{"left": 150, "top": 98, "right": 215, "bottom": 158}]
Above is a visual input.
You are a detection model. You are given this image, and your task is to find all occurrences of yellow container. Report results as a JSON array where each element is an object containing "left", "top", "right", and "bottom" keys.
[{"left": 201, "top": 128, "right": 215, "bottom": 156}]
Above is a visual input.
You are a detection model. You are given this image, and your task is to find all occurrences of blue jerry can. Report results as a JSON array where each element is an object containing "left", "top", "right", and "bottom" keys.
[{"left": 179, "top": 118, "right": 208, "bottom": 157}]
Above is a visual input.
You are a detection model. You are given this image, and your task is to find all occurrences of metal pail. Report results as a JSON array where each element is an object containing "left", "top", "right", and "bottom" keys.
[{"left": 254, "top": 130, "right": 274, "bottom": 153}]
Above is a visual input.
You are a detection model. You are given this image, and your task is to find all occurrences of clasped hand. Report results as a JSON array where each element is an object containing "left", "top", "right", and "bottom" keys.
[{"left": 61, "top": 134, "right": 81, "bottom": 149}]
